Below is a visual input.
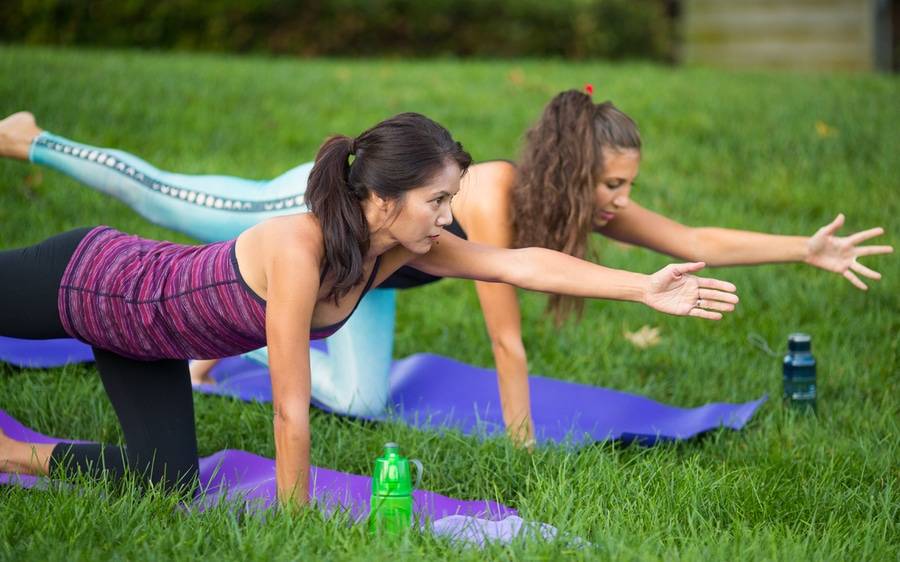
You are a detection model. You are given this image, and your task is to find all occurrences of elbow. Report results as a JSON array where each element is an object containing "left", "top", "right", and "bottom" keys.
[
  {"left": 273, "top": 409, "right": 311, "bottom": 447},
  {"left": 273, "top": 400, "right": 309, "bottom": 428},
  {"left": 500, "top": 248, "right": 536, "bottom": 288},
  {"left": 680, "top": 228, "right": 713, "bottom": 263},
  {"left": 490, "top": 333, "right": 527, "bottom": 365}
]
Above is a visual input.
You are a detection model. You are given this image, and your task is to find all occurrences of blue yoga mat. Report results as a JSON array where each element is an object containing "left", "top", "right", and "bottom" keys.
[{"left": 0, "top": 336, "right": 766, "bottom": 445}]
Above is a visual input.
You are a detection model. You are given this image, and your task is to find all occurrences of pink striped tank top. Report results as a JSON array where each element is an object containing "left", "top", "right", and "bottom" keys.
[{"left": 57, "top": 226, "right": 380, "bottom": 361}]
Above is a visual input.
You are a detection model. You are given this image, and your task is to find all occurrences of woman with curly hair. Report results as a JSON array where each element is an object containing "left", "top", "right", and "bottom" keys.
[{"left": 0, "top": 90, "right": 889, "bottom": 445}]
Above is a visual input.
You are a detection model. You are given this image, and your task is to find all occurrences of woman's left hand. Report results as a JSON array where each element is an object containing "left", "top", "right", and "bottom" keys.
[
  {"left": 644, "top": 262, "right": 739, "bottom": 320},
  {"left": 805, "top": 214, "right": 893, "bottom": 290}
]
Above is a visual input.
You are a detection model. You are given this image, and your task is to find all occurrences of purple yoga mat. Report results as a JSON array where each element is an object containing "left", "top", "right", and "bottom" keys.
[
  {"left": 198, "top": 354, "right": 766, "bottom": 445},
  {"left": 0, "top": 409, "right": 584, "bottom": 545},
  {"left": 0, "top": 409, "right": 513, "bottom": 524},
  {"left": 0, "top": 337, "right": 766, "bottom": 445}
]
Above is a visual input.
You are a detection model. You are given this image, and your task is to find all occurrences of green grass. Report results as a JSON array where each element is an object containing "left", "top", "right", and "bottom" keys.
[{"left": 1, "top": 45, "right": 898, "bottom": 560}]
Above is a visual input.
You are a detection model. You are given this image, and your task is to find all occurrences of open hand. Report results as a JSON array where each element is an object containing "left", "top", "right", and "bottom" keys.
[
  {"left": 806, "top": 214, "right": 893, "bottom": 290},
  {"left": 644, "top": 262, "right": 738, "bottom": 320}
]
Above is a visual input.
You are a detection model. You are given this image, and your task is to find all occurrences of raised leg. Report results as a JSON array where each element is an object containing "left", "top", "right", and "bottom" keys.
[
  {"left": 2, "top": 110, "right": 315, "bottom": 242},
  {"left": 29, "top": 130, "right": 314, "bottom": 242}
]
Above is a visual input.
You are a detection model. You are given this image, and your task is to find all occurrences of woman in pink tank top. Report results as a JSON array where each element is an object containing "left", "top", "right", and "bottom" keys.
[{"left": 0, "top": 113, "right": 739, "bottom": 507}]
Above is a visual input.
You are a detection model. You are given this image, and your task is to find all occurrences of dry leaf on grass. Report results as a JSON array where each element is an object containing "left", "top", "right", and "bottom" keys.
[
  {"left": 507, "top": 68, "right": 525, "bottom": 86},
  {"left": 624, "top": 325, "right": 661, "bottom": 349},
  {"left": 815, "top": 120, "right": 837, "bottom": 138}
]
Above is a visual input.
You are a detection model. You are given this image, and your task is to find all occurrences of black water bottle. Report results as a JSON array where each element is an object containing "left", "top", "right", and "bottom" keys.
[{"left": 783, "top": 333, "right": 816, "bottom": 412}]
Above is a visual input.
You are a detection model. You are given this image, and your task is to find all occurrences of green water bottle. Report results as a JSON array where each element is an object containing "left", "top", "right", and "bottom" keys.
[{"left": 369, "top": 442, "right": 423, "bottom": 535}]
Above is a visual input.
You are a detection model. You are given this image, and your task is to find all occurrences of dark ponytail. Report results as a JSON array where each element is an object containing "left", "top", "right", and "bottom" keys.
[
  {"left": 306, "top": 113, "right": 471, "bottom": 303},
  {"left": 305, "top": 135, "right": 370, "bottom": 303}
]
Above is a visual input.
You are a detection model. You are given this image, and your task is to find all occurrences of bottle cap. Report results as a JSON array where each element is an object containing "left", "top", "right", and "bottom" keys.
[
  {"left": 787, "top": 333, "right": 812, "bottom": 352},
  {"left": 372, "top": 442, "right": 413, "bottom": 497}
]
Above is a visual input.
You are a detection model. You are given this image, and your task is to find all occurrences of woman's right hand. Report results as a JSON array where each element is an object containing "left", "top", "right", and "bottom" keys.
[
  {"left": 804, "top": 214, "right": 893, "bottom": 290},
  {"left": 643, "top": 262, "right": 739, "bottom": 320}
]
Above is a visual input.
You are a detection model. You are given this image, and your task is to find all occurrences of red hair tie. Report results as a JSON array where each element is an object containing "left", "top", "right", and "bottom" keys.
[{"left": 584, "top": 83, "right": 594, "bottom": 96}]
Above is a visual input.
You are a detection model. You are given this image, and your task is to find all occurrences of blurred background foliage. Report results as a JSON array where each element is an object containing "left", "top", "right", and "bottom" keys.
[{"left": 0, "top": 0, "right": 674, "bottom": 60}]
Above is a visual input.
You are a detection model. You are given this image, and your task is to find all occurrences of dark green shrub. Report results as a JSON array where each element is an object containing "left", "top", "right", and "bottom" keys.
[{"left": 0, "top": 0, "right": 672, "bottom": 60}]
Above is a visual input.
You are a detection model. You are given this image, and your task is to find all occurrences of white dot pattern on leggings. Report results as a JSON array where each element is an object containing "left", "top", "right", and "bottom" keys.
[{"left": 37, "top": 136, "right": 305, "bottom": 213}]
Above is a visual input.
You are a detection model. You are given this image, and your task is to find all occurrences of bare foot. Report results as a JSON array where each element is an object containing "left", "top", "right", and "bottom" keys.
[
  {"left": 0, "top": 428, "right": 28, "bottom": 474},
  {"left": 0, "top": 427, "right": 53, "bottom": 475},
  {"left": 0, "top": 111, "right": 43, "bottom": 160},
  {"left": 190, "top": 359, "right": 219, "bottom": 386}
]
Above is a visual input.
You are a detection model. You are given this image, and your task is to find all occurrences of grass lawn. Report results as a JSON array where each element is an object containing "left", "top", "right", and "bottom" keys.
[{"left": 0, "top": 45, "right": 897, "bottom": 560}]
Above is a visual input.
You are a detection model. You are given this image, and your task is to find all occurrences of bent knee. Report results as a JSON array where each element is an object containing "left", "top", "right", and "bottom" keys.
[
  {"left": 130, "top": 452, "right": 199, "bottom": 492},
  {"left": 333, "top": 386, "right": 390, "bottom": 418}
]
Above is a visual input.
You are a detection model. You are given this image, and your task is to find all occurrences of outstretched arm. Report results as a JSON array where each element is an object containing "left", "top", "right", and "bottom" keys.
[
  {"left": 599, "top": 203, "right": 893, "bottom": 290},
  {"left": 410, "top": 233, "right": 739, "bottom": 319}
]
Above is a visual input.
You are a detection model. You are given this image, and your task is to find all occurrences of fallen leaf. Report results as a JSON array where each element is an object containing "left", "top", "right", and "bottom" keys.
[
  {"left": 507, "top": 68, "right": 525, "bottom": 87},
  {"left": 815, "top": 120, "right": 837, "bottom": 138},
  {"left": 624, "top": 325, "right": 661, "bottom": 349},
  {"left": 21, "top": 170, "right": 43, "bottom": 200}
]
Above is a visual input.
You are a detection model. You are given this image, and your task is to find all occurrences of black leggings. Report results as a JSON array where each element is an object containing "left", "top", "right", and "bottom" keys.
[{"left": 0, "top": 228, "right": 199, "bottom": 492}]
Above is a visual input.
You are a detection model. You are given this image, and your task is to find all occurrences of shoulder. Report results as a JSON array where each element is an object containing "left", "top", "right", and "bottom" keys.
[
  {"left": 467, "top": 161, "right": 517, "bottom": 196},
  {"left": 255, "top": 213, "right": 325, "bottom": 266},
  {"left": 458, "top": 161, "right": 517, "bottom": 229}
]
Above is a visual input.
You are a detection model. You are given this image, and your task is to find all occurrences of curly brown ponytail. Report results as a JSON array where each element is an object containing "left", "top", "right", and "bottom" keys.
[{"left": 512, "top": 90, "right": 641, "bottom": 323}]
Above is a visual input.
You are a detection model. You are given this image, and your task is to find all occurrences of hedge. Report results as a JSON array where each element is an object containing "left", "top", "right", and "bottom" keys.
[{"left": 1, "top": 0, "right": 673, "bottom": 60}]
